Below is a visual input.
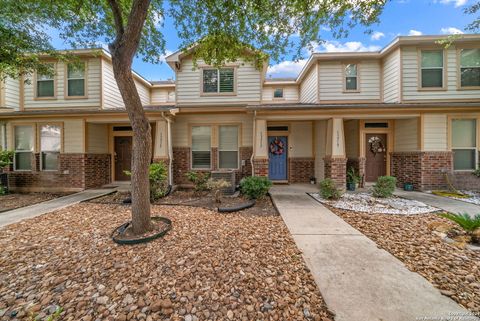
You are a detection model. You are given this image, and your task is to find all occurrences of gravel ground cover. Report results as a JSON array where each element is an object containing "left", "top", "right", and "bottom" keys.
[
  {"left": 0, "top": 203, "right": 333, "bottom": 321},
  {"left": 90, "top": 190, "right": 277, "bottom": 216},
  {"left": 330, "top": 207, "right": 480, "bottom": 312},
  {"left": 310, "top": 192, "right": 438, "bottom": 215},
  {"left": 0, "top": 193, "right": 70, "bottom": 212}
]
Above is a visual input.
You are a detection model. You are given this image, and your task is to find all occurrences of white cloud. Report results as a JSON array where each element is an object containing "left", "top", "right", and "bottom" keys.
[
  {"left": 440, "top": 27, "right": 464, "bottom": 34},
  {"left": 312, "top": 40, "right": 381, "bottom": 53},
  {"left": 371, "top": 31, "right": 385, "bottom": 41},
  {"left": 159, "top": 50, "right": 174, "bottom": 63},
  {"left": 408, "top": 29, "right": 423, "bottom": 36},
  {"left": 436, "top": 0, "right": 468, "bottom": 7},
  {"left": 267, "top": 59, "right": 307, "bottom": 78}
]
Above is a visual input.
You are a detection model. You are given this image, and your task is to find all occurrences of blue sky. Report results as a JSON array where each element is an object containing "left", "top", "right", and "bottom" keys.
[{"left": 48, "top": 0, "right": 475, "bottom": 81}]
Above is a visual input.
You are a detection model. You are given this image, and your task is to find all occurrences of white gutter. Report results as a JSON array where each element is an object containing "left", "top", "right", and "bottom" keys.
[{"left": 161, "top": 112, "right": 174, "bottom": 186}]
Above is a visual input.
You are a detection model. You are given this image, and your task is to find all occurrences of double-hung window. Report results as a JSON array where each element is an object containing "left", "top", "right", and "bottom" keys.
[
  {"left": 67, "top": 62, "right": 86, "bottom": 97},
  {"left": 460, "top": 48, "right": 480, "bottom": 88},
  {"left": 420, "top": 50, "right": 444, "bottom": 88},
  {"left": 219, "top": 125, "right": 239, "bottom": 169},
  {"left": 36, "top": 64, "right": 55, "bottom": 98},
  {"left": 202, "top": 68, "right": 234, "bottom": 93},
  {"left": 452, "top": 119, "right": 477, "bottom": 170},
  {"left": 191, "top": 126, "right": 211, "bottom": 169},
  {"left": 14, "top": 125, "right": 34, "bottom": 171},
  {"left": 344, "top": 64, "right": 358, "bottom": 91},
  {"left": 40, "top": 124, "right": 61, "bottom": 171}
]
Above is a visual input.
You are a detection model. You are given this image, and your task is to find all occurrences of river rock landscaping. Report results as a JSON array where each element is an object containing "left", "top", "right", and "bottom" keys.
[
  {"left": 310, "top": 192, "right": 438, "bottom": 215},
  {"left": 0, "top": 193, "right": 70, "bottom": 212},
  {"left": 0, "top": 203, "right": 333, "bottom": 321},
  {"left": 330, "top": 207, "right": 480, "bottom": 312}
]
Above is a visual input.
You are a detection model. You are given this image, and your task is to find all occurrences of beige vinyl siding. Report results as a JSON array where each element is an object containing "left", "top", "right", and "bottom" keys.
[
  {"left": 394, "top": 118, "right": 418, "bottom": 152},
  {"left": 172, "top": 113, "right": 253, "bottom": 147},
  {"left": 299, "top": 65, "right": 317, "bottom": 103},
  {"left": 423, "top": 114, "right": 448, "bottom": 151},
  {"left": 402, "top": 46, "right": 480, "bottom": 100},
  {"left": 262, "top": 85, "right": 299, "bottom": 102},
  {"left": 383, "top": 49, "right": 401, "bottom": 103},
  {"left": 314, "top": 120, "right": 327, "bottom": 180},
  {"left": 176, "top": 58, "right": 261, "bottom": 105},
  {"left": 151, "top": 87, "right": 175, "bottom": 103},
  {"left": 289, "top": 121, "right": 313, "bottom": 157},
  {"left": 102, "top": 60, "right": 124, "bottom": 109},
  {"left": 135, "top": 79, "right": 150, "bottom": 106},
  {"left": 24, "top": 58, "right": 101, "bottom": 109},
  {"left": 318, "top": 60, "right": 381, "bottom": 101},
  {"left": 87, "top": 123, "right": 108, "bottom": 153},
  {"left": 3, "top": 77, "right": 20, "bottom": 109},
  {"left": 344, "top": 120, "right": 359, "bottom": 157},
  {"left": 64, "top": 120, "right": 85, "bottom": 153}
]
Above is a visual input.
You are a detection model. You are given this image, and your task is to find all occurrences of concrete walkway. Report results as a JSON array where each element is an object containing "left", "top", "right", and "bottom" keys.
[
  {"left": 395, "top": 189, "right": 480, "bottom": 216},
  {"left": 270, "top": 184, "right": 477, "bottom": 321},
  {"left": 0, "top": 189, "right": 115, "bottom": 228}
]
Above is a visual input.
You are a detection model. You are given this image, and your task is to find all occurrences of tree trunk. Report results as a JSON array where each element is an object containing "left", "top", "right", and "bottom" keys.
[{"left": 111, "top": 57, "right": 153, "bottom": 235}]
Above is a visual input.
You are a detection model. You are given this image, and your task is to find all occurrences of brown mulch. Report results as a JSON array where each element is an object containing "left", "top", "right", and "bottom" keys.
[
  {"left": 330, "top": 207, "right": 480, "bottom": 312},
  {"left": 0, "top": 193, "right": 70, "bottom": 212},
  {"left": 89, "top": 190, "right": 278, "bottom": 216},
  {"left": 0, "top": 203, "right": 333, "bottom": 321}
]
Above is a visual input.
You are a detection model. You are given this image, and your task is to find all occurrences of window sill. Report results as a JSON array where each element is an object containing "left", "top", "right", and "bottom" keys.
[
  {"left": 34, "top": 97, "right": 57, "bottom": 101},
  {"left": 200, "top": 92, "right": 237, "bottom": 97},
  {"left": 342, "top": 90, "right": 360, "bottom": 93},
  {"left": 65, "top": 96, "right": 88, "bottom": 100},
  {"left": 457, "top": 86, "right": 480, "bottom": 91},
  {"left": 417, "top": 87, "right": 447, "bottom": 92}
]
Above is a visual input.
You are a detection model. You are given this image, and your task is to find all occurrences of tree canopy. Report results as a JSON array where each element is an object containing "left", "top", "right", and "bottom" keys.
[{"left": 1, "top": 0, "right": 387, "bottom": 78}]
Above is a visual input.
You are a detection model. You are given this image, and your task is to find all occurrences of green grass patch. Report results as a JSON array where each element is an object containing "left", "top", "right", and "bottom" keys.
[{"left": 432, "top": 190, "right": 471, "bottom": 199}]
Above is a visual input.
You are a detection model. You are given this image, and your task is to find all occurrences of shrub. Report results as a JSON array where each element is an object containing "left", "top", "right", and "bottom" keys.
[
  {"left": 372, "top": 176, "right": 396, "bottom": 198},
  {"left": 240, "top": 176, "right": 272, "bottom": 199},
  {"left": 205, "top": 178, "right": 231, "bottom": 203},
  {"left": 319, "top": 178, "right": 341, "bottom": 200},
  {"left": 346, "top": 167, "right": 360, "bottom": 184},
  {"left": 125, "top": 162, "right": 169, "bottom": 201},
  {"left": 473, "top": 168, "right": 480, "bottom": 178},
  {"left": 149, "top": 162, "right": 168, "bottom": 201},
  {"left": 439, "top": 213, "right": 480, "bottom": 232},
  {"left": 185, "top": 171, "right": 210, "bottom": 192},
  {"left": 0, "top": 150, "right": 13, "bottom": 170}
]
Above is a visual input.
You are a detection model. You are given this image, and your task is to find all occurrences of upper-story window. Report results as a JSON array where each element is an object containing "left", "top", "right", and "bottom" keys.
[
  {"left": 14, "top": 125, "right": 34, "bottom": 171},
  {"left": 40, "top": 124, "right": 61, "bottom": 171},
  {"left": 420, "top": 50, "right": 443, "bottom": 88},
  {"left": 36, "top": 64, "right": 55, "bottom": 98},
  {"left": 202, "top": 68, "right": 234, "bottom": 94},
  {"left": 452, "top": 119, "right": 477, "bottom": 170},
  {"left": 344, "top": 64, "right": 358, "bottom": 91},
  {"left": 273, "top": 88, "right": 284, "bottom": 98},
  {"left": 67, "top": 62, "right": 86, "bottom": 97},
  {"left": 460, "top": 48, "right": 480, "bottom": 88}
]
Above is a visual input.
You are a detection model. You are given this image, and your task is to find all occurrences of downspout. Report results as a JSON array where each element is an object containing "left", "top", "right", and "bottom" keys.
[
  {"left": 250, "top": 111, "right": 256, "bottom": 176},
  {"left": 161, "top": 112, "right": 174, "bottom": 186}
]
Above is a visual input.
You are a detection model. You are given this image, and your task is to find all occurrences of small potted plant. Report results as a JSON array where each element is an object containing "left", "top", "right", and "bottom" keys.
[
  {"left": 346, "top": 167, "right": 359, "bottom": 191},
  {"left": 310, "top": 176, "right": 317, "bottom": 185},
  {"left": 403, "top": 182, "right": 414, "bottom": 191}
]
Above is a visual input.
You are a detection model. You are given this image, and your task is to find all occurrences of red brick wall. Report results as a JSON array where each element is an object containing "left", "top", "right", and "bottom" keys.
[
  {"left": 253, "top": 158, "right": 269, "bottom": 177},
  {"left": 289, "top": 157, "right": 314, "bottom": 183},
  {"left": 8, "top": 153, "right": 111, "bottom": 192},
  {"left": 451, "top": 172, "right": 480, "bottom": 191},
  {"left": 324, "top": 157, "right": 347, "bottom": 189},
  {"left": 391, "top": 152, "right": 453, "bottom": 191}
]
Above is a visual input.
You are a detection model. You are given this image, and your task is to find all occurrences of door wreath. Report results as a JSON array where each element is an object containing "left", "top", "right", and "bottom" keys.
[
  {"left": 269, "top": 137, "right": 285, "bottom": 155},
  {"left": 368, "top": 136, "right": 385, "bottom": 157}
]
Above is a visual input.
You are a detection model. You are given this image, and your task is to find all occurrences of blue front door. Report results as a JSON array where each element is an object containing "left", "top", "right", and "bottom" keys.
[{"left": 268, "top": 136, "right": 287, "bottom": 180}]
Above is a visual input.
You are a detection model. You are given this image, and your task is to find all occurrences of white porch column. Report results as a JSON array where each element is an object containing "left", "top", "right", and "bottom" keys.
[
  {"left": 253, "top": 119, "right": 268, "bottom": 176},
  {"left": 324, "top": 118, "right": 347, "bottom": 188},
  {"left": 154, "top": 120, "right": 168, "bottom": 159}
]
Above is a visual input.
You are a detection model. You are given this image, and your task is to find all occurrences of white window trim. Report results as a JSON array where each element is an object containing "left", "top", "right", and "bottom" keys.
[
  {"left": 418, "top": 49, "right": 445, "bottom": 91},
  {"left": 218, "top": 125, "right": 240, "bottom": 170},
  {"left": 451, "top": 118, "right": 478, "bottom": 172},
  {"left": 200, "top": 67, "right": 236, "bottom": 96},
  {"left": 191, "top": 125, "right": 212, "bottom": 170},
  {"left": 35, "top": 63, "right": 56, "bottom": 100},
  {"left": 273, "top": 88, "right": 284, "bottom": 99},
  {"left": 458, "top": 48, "right": 480, "bottom": 90},
  {"left": 39, "top": 124, "right": 62, "bottom": 172},
  {"left": 13, "top": 125, "right": 34, "bottom": 172},
  {"left": 65, "top": 61, "right": 88, "bottom": 99},
  {"left": 343, "top": 63, "right": 360, "bottom": 93}
]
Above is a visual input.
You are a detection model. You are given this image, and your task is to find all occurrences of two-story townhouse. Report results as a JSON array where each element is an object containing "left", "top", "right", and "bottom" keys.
[{"left": 0, "top": 35, "right": 479, "bottom": 192}]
